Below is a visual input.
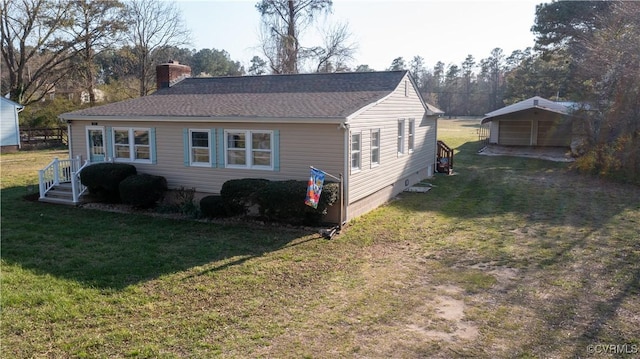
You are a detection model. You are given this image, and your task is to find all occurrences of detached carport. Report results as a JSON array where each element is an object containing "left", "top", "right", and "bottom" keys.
[{"left": 481, "top": 96, "right": 573, "bottom": 147}]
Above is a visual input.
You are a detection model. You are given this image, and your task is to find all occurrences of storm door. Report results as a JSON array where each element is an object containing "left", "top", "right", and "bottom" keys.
[{"left": 87, "top": 127, "right": 106, "bottom": 162}]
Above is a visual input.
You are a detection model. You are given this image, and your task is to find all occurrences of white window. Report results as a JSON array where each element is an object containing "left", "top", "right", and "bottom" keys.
[
  {"left": 371, "top": 129, "right": 380, "bottom": 167},
  {"left": 189, "top": 129, "right": 211, "bottom": 166},
  {"left": 225, "top": 130, "right": 273, "bottom": 170},
  {"left": 351, "top": 132, "right": 361, "bottom": 171},
  {"left": 408, "top": 119, "right": 415, "bottom": 153},
  {"left": 397, "top": 119, "right": 405, "bottom": 155},
  {"left": 113, "top": 127, "right": 152, "bottom": 163}
]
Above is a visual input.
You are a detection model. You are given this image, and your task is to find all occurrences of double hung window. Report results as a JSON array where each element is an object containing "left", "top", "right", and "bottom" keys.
[
  {"left": 397, "top": 119, "right": 405, "bottom": 155},
  {"left": 351, "top": 133, "right": 361, "bottom": 171},
  {"left": 408, "top": 119, "right": 415, "bottom": 153},
  {"left": 113, "top": 128, "right": 152, "bottom": 163},
  {"left": 225, "top": 130, "right": 273, "bottom": 170},
  {"left": 189, "top": 129, "right": 211, "bottom": 166},
  {"left": 370, "top": 129, "right": 380, "bottom": 167}
]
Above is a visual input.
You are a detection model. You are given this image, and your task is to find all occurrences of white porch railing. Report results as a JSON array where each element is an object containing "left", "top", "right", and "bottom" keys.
[{"left": 39, "top": 156, "right": 89, "bottom": 203}]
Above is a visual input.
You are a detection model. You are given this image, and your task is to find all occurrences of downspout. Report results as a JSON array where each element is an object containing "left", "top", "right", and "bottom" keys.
[
  {"left": 341, "top": 121, "right": 349, "bottom": 225},
  {"left": 67, "top": 121, "right": 72, "bottom": 159},
  {"left": 16, "top": 106, "right": 24, "bottom": 149},
  {"left": 433, "top": 114, "right": 439, "bottom": 176}
]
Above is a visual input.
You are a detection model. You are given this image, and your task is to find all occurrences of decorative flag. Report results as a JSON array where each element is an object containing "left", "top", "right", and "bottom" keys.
[{"left": 305, "top": 168, "right": 325, "bottom": 208}]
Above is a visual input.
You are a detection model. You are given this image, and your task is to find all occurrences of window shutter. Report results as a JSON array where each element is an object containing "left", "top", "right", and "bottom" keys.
[
  {"left": 150, "top": 128, "right": 157, "bottom": 164},
  {"left": 210, "top": 129, "right": 217, "bottom": 168},
  {"left": 217, "top": 129, "right": 224, "bottom": 168},
  {"left": 182, "top": 128, "right": 190, "bottom": 166},
  {"left": 105, "top": 127, "right": 113, "bottom": 160},
  {"left": 273, "top": 130, "right": 280, "bottom": 172}
]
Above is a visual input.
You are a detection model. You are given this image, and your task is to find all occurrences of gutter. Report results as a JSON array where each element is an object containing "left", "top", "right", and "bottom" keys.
[{"left": 58, "top": 114, "right": 347, "bottom": 125}]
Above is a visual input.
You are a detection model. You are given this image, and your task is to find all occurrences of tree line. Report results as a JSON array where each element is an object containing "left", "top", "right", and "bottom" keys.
[{"left": 2, "top": 0, "right": 638, "bottom": 182}]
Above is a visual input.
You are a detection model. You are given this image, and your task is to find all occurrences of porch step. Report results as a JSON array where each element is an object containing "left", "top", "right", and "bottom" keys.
[
  {"left": 39, "top": 183, "right": 82, "bottom": 205},
  {"left": 39, "top": 196, "right": 77, "bottom": 205}
]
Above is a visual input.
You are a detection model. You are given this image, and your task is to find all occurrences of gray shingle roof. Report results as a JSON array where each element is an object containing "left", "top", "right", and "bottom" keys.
[{"left": 62, "top": 71, "right": 410, "bottom": 121}]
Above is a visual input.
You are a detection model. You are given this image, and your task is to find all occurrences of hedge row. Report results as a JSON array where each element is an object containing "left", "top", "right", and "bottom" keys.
[
  {"left": 80, "top": 163, "right": 137, "bottom": 202},
  {"left": 80, "top": 163, "right": 167, "bottom": 207},
  {"left": 200, "top": 178, "right": 339, "bottom": 226}
]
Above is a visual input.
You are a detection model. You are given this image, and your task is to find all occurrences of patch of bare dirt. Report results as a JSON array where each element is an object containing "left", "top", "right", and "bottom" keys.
[
  {"left": 405, "top": 284, "right": 480, "bottom": 342},
  {"left": 470, "top": 262, "right": 520, "bottom": 290}
]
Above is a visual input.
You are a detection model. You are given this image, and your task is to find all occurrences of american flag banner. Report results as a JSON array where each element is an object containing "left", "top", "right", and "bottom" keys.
[{"left": 305, "top": 167, "right": 325, "bottom": 208}]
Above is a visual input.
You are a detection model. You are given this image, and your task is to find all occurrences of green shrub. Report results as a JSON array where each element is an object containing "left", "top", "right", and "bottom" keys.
[
  {"left": 257, "top": 180, "right": 339, "bottom": 226},
  {"left": 119, "top": 174, "right": 167, "bottom": 208},
  {"left": 200, "top": 195, "right": 227, "bottom": 218},
  {"left": 218, "top": 178, "right": 339, "bottom": 225},
  {"left": 175, "top": 187, "right": 199, "bottom": 217},
  {"left": 80, "top": 163, "right": 137, "bottom": 202},
  {"left": 574, "top": 136, "right": 640, "bottom": 185},
  {"left": 220, "top": 178, "right": 270, "bottom": 215},
  {"left": 256, "top": 180, "right": 305, "bottom": 222}
]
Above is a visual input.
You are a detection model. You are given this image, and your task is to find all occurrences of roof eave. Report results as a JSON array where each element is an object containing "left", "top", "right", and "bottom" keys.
[
  {"left": 481, "top": 106, "right": 571, "bottom": 123},
  {"left": 59, "top": 114, "right": 347, "bottom": 124}
]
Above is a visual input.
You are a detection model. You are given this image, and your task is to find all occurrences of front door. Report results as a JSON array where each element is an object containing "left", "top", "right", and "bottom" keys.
[{"left": 87, "top": 127, "right": 106, "bottom": 162}]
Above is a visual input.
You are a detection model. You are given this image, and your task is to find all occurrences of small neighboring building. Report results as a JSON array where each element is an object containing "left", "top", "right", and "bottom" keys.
[
  {"left": 55, "top": 62, "right": 442, "bottom": 222},
  {"left": 0, "top": 97, "right": 24, "bottom": 152},
  {"left": 481, "top": 96, "right": 574, "bottom": 147},
  {"left": 80, "top": 89, "right": 105, "bottom": 104}
]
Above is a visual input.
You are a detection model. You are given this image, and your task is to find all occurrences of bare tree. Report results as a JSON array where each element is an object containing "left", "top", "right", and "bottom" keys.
[
  {"left": 310, "top": 22, "right": 356, "bottom": 72},
  {"left": 256, "top": 0, "right": 332, "bottom": 74},
  {"left": 125, "top": 0, "right": 190, "bottom": 96},
  {"left": 1, "top": 0, "right": 80, "bottom": 104},
  {"left": 72, "top": 0, "right": 128, "bottom": 104}
]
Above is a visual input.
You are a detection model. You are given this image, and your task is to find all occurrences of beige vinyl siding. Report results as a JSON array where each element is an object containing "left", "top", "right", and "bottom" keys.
[
  {"left": 347, "top": 73, "right": 436, "bottom": 205},
  {"left": 70, "top": 121, "right": 343, "bottom": 194},
  {"left": 537, "top": 119, "right": 571, "bottom": 147},
  {"left": 491, "top": 109, "right": 572, "bottom": 147},
  {"left": 348, "top": 167, "right": 431, "bottom": 219},
  {"left": 498, "top": 120, "right": 532, "bottom": 146}
]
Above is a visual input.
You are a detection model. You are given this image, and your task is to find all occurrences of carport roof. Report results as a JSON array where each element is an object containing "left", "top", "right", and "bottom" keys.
[{"left": 481, "top": 96, "right": 569, "bottom": 124}]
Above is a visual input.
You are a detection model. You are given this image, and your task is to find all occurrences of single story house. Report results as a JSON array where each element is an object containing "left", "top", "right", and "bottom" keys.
[
  {"left": 1, "top": 96, "right": 24, "bottom": 152},
  {"left": 481, "top": 96, "right": 574, "bottom": 147},
  {"left": 46, "top": 62, "right": 443, "bottom": 223}
]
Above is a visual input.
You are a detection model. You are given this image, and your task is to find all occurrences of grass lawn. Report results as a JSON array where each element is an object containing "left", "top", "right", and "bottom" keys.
[{"left": 1, "top": 120, "right": 639, "bottom": 358}]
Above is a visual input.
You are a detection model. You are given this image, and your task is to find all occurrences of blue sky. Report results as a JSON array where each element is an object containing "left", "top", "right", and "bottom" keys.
[{"left": 176, "top": 0, "right": 544, "bottom": 71}]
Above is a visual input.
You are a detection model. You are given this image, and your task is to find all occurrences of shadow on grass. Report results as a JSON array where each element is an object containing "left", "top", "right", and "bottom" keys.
[
  {"left": 393, "top": 139, "right": 640, "bottom": 355},
  {"left": 421, "top": 141, "right": 637, "bottom": 225},
  {"left": 1, "top": 186, "right": 319, "bottom": 291}
]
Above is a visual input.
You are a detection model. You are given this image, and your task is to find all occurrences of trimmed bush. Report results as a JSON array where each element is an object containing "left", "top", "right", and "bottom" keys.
[
  {"left": 256, "top": 180, "right": 306, "bottom": 222},
  {"left": 119, "top": 174, "right": 167, "bottom": 208},
  {"left": 257, "top": 180, "right": 340, "bottom": 226},
  {"left": 80, "top": 163, "right": 137, "bottom": 202},
  {"left": 220, "top": 178, "right": 270, "bottom": 215},
  {"left": 200, "top": 195, "right": 227, "bottom": 218}
]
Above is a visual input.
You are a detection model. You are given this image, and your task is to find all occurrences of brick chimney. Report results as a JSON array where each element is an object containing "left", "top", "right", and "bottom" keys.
[{"left": 156, "top": 60, "right": 191, "bottom": 90}]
